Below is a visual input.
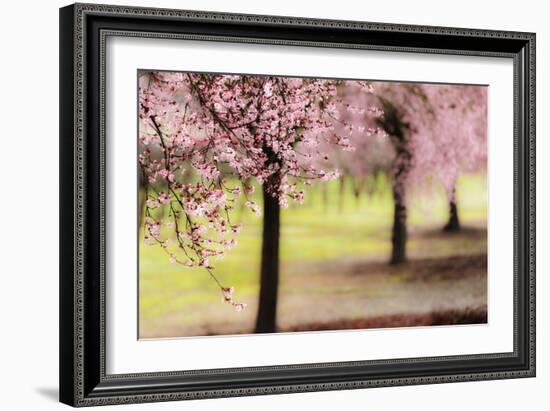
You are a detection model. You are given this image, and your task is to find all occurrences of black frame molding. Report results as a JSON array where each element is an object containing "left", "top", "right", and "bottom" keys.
[{"left": 59, "top": 3, "right": 536, "bottom": 407}]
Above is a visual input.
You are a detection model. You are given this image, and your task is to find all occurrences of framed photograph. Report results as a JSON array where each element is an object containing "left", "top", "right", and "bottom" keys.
[{"left": 59, "top": 3, "right": 535, "bottom": 407}]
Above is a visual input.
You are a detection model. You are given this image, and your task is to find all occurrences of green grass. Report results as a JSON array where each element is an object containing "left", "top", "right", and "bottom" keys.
[{"left": 139, "top": 174, "right": 487, "bottom": 322}]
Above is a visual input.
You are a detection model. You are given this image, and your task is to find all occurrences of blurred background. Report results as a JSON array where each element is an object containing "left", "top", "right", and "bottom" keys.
[{"left": 139, "top": 173, "right": 487, "bottom": 338}]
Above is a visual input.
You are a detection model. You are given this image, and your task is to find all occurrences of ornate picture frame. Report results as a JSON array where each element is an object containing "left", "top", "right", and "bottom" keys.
[{"left": 59, "top": 3, "right": 535, "bottom": 406}]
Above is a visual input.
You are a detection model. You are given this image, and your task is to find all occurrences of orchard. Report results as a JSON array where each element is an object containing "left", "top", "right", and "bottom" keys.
[{"left": 138, "top": 72, "right": 488, "bottom": 336}]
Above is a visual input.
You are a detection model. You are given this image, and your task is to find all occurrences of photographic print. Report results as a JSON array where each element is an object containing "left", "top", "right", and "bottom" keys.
[
  {"left": 60, "top": 5, "right": 535, "bottom": 405},
  {"left": 138, "top": 71, "right": 488, "bottom": 339}
]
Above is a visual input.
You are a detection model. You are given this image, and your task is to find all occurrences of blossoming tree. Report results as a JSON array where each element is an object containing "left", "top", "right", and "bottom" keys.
[
  {"left": 139, "top": 71, "right": 378, "bottom": 332},
  {"left": 421, "top": 85, "right": 488, "bottom": 232},
  {"left": 338, "top": 81, "right": 487, "bottom": 263}
]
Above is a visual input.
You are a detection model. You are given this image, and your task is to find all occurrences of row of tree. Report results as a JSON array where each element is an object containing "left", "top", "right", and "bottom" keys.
[
  {"left": 331, "top": 82, "right": 487, "bottom": 263},
  {"left": 138, "top": 72, "right": 487, "bottom": 332}
]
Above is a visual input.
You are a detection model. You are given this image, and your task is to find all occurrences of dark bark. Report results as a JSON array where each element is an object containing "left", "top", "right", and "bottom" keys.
[
  {"left": 444, "top": 197, "right": 461, "bottom": 232},
  {"left": 255, "top": 184, "right": 281, "bottom": 334},
  {"left": 377, "top": 99, "right": 410, "bottom": 265},
  {"left": 390, "top": 185, "right": 407, "bottom": 264},
  {"left": 353, "top": 177, "right": 363, "bottom": 209},
  {"left": 389, "top": 151, "right": 409, "bottom": 264}
]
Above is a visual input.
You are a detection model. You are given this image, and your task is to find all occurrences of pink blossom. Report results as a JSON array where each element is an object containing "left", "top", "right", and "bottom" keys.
[
  {"left": 145, "top": 198, "right": 159, "bottom": 209},
  {"left": 333, "top": 81, "right": 486, "bottom": 201},
  {"left": 158, "top": 192, "right": 171, "bottom": 204},
  {"left": 221, "top": 287, "right": 234, "bottom": 302},
  {"left": 139, "top": 71, "right": 380, "bottom": 308},
  {"left": 245, "top": 201, "right": 262, "bottom": 216},
  {"left": 233, "top": 302, "right": 247, "bottom": 312}
]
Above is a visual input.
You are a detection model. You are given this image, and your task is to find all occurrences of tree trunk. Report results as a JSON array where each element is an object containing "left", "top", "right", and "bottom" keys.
[
  {"left": 390, "top": 184, "right": 407, "bottom": 264},
  {"left": 353, "top": 177, "right": 362, "bottom": 209},
  {"left": 389, "top": 138, "right": 409, "bottom": 265},
  {"left": 443, "top": 199, "right": 460, "bottom": 232},
  {"left": 377, "top": 100, "right": 410, "bottom": 265},
  {"left": 255, "top": 185, "right": 280, "bottom": 334},
  {"left": 338, "top": 175, "right": 346, "bottom": 211}
]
